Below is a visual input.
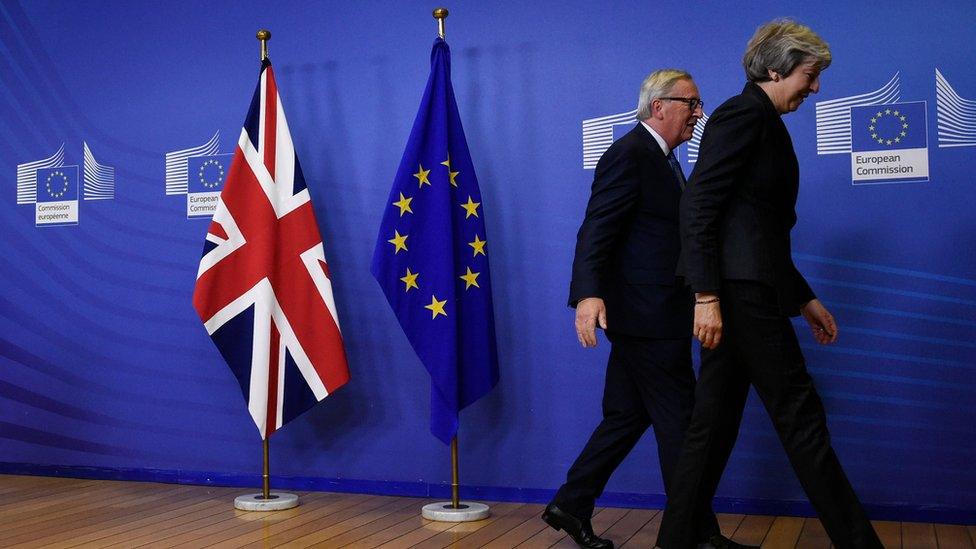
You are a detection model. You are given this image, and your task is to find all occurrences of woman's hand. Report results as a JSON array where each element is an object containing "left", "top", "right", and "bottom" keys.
[
  {"left": 694, "top": 293, "right": 723, "bottom": 349},
  {"left": 801, "top": 298, "right": 838, "bottom": 345}
]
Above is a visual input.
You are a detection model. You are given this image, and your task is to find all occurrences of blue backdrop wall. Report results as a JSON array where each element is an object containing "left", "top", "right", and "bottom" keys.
[{"left": 1, "top": 0, "right": 974, "bottom": 523}]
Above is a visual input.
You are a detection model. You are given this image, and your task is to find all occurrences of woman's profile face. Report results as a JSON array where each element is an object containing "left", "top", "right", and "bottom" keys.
[{"left": 772, "top": 59, "right": 822, "bottom": 114}]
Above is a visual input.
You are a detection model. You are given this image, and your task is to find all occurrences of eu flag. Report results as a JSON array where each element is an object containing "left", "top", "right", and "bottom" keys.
[
  {"left": 36, "top": 166, "right": 79, "bottom": 203},
  {"left": 187, "top": 153, "right": 233, "bottom": 193},
  {"left": 851, "top": 101, "right": 927, "bottom": 152},
  {"left": 371, "top": 38, "right": 499, "bottom": 444}
]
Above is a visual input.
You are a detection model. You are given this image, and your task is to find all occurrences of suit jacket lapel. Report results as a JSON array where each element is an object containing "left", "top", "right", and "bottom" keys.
[
  {"left": 632, "top": 123, "right": 666, "bottom": 158},
  {"left": 631, "top": 123, "right": 683, "bottom": 190}
]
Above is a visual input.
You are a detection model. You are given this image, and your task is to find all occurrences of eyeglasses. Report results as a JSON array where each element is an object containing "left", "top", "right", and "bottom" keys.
[{"left": 660, "top": 97, "right": 704, "bottom": 110}]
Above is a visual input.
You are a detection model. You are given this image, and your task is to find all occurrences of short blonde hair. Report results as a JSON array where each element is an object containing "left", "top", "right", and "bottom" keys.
[
  {"left": 743, "top": 19, "right": 831, "bottom": 82},
  {"left": 636, "top": 69, "right": 693, "bottom": 120}
]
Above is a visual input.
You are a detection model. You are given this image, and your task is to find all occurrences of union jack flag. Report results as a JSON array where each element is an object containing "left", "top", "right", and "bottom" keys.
[{"left": 193, "top": 59, "right": 349, "bottom": 439}]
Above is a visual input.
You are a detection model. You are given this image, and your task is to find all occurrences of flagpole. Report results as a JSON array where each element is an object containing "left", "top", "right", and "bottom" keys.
[
  {"left": 433, "top": 7, "right": 448, "bottom": 39},
  {"left": 257, "top": 29, "right": 270, "bottom": 61},
  {"left": 415, "top": 10, "right": 489, "bottom": 523},
  {"left": 263, "top": 438, "right": 270, "bottom": 500},
  {"left": 450, "top": 437, "right": 460, "bottom": 508},
  {"left": 258, "top": 27, "right": 271, "bottom": 505}
]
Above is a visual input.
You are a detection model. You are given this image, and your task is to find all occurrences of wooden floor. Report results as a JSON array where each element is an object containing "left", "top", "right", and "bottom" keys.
[{"left": 0, "top": 475, "right": 973, "bottom": 548}]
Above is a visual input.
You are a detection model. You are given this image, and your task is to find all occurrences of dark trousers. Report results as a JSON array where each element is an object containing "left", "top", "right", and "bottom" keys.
[
  {"left": 656, "top": 281, "right": 882, "bottom": 549},
  {"left": 553, "top": 333, "right": 719, "bottom": 539}
]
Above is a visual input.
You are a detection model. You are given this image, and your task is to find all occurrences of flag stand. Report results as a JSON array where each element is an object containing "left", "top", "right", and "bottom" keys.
[
  {"left": 226, "top": 29, "right": 301, "bottom": 513},
  {"left": 234, "top": 438, "right": 299, "bottom": 511},
  {"left": 421, "top": 435, "right": 490, "bottom": 521}
]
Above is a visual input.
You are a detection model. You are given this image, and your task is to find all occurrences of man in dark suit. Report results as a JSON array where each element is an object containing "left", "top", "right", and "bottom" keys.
[
  {"left": 656, "top": 20, "right": 882, "bottom": 549},
  {"left": 542, "top": 70, "right": 750, "bottom": 549}
]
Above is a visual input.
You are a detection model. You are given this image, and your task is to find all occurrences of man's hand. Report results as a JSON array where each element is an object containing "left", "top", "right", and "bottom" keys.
[
  {"left": 801, "top": 298, "right": 838, "bottom": 345},
  {"left": 694, "top": 293, "right": 722, "bottom": 349},
  {"left": 575, "top": 297, "right": 607, "bottom": 348}
]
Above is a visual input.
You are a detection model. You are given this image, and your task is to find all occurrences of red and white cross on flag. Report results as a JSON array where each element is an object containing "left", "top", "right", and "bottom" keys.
[{"left": 192, "top": 59, "right": 349, "bottom": 439}]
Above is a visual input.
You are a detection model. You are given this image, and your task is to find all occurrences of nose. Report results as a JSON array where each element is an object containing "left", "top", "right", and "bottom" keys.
[{"left": 810, "top": 77, "right": 820, "bottom": 94}]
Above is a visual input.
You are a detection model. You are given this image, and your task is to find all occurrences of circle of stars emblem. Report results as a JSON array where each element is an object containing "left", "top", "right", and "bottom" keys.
[
  {"left": 45, "top": 170, "right": 69, "bottom": 199},
  {"left": 385, "top": 154, "right": 489, "bottom": 321},
  {"left": 198, "top": 159, "right": 224, "bottom": 189},
  {"left": 868, "top": 108, "right": 909, "bottom": 146}
]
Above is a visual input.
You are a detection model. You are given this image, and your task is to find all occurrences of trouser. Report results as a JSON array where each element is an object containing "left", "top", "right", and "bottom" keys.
[
  {"left": 553, "top": 332, "right": 719, "bottom": 539},
  {"left": 656, "top": 281, "right": 882, "bottom": 549}
]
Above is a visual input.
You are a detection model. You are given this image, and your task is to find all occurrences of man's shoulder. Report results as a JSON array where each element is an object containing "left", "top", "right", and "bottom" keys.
[
  {"left": 605, "top": 124, "right": 660, "bottom": 159},
  {"left": 595, "top": 124, "right": 647, "bottom": 168},
  {"left": 609, "top": 123, "right": 649, "bottom": 149}
]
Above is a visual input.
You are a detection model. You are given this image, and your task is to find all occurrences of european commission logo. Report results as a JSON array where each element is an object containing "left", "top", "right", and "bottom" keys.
[
  {"left": 165, "top": 131, "right": 232, "bottom": 218},
  {"left": 16, "top": 142, "right": 116, "bottom": 226},
  {"left": 581, "top": 109, "right": 707, "bottom": 169},
  {"left": 35, "top": 167, "right": 79, "bottom": 226},
  {"left": 815, "top": 73, "right": 931, "bottom": 185},
  {"left": 850, "top": 102, "right": 928, "bottom": 184}
]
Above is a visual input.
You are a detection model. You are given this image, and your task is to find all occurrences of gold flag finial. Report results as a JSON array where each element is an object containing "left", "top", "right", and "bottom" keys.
[
  {"left": 433, "top": 8, "right": 449, "bottom": 39},
  {"left": 256, "top": 29, "right": 271, "bottom": 61}
]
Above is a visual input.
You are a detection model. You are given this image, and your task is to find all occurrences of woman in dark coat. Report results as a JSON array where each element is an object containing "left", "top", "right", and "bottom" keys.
[{"left": 656, "top": 19, "right": 884, "bottom": 549}]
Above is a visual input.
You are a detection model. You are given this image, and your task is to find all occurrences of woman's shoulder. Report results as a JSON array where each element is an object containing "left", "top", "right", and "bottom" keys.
[
  {"left": 714, "top": 89, "right": 764, "bottom": 117},
  {"left": 708, "top": 91, "right": 765, "bottom": 127}
]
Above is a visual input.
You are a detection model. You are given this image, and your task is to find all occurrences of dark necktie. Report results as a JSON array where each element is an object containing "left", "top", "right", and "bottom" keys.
[{"left": 667, "top": 150, "right": 686, "bottom": 191}]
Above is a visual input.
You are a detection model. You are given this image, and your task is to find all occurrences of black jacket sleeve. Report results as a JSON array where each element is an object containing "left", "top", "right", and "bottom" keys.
[
  {"left": 792, "top": 263, "right": 816, "bottom": 307},
  {"left": 568, "top": 144, "right": 640, "bottom": 307}
]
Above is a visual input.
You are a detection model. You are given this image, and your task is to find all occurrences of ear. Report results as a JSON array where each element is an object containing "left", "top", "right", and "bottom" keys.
[
  {"left": 652, "top": 98, "right": 665, "bottom": 119},
  {"left": 767, "top": 68, "right": 781, "bottom": 82}
]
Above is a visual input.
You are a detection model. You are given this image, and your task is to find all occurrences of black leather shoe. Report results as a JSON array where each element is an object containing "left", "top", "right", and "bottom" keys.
[
  {"left": 542, "top": 503, "right": 614, "bottom": 549},
  {"left": 697, "top": 534, "right": 760, "bottom": 549}
]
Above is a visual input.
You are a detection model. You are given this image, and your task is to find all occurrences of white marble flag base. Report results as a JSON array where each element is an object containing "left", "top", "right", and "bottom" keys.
[
  {"left": 422, "top": 501, "right": 491, "bottom": 522},
  {"left": 233, "top": 492, "right": 299, "bottom": 511}
]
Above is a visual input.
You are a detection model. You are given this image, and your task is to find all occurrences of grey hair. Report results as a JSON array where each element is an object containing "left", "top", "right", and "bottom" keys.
[
  {"left": 743, "top": 19, "right": 831, "bottom": 82},
  {"left": 636, "top": 69, "right": 694, "bottom": 120}
]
